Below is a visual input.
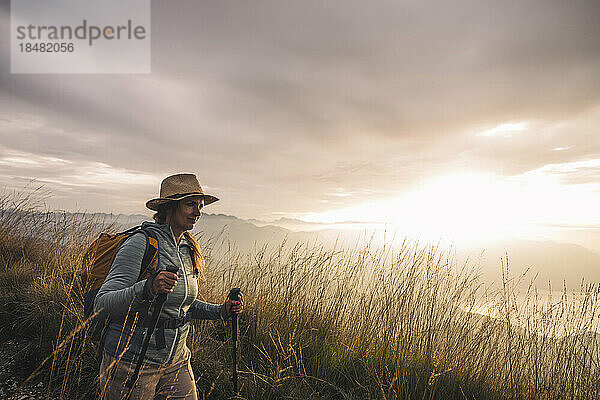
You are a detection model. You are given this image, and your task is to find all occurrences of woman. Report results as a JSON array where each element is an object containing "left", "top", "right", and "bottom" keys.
[{"left": 95, "top": 173, "right": 242, "bottom": 399}]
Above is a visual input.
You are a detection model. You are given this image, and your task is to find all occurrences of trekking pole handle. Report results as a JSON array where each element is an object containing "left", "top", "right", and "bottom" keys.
[
  {"left": 228, "top": 287, "right": 242, "bottom": 302},
  {"left": 166, "top": 265, "right": 181, "bottom": 273}
]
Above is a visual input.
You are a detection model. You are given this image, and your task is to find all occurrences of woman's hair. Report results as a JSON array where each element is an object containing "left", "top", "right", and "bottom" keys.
[{"left": 153, "top": 201, "right": 179, "bottom": 224}]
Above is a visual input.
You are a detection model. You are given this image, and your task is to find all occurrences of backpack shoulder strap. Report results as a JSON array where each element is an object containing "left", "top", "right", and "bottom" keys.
[
  {"left": 183, "top": 231, "right": 204, "bottom": 277},
  {"left": 138, "top": 227, "right": 159, "bottom": 279}
]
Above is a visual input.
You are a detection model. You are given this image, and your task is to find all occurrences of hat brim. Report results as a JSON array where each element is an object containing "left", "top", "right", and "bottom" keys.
[{"left": 146, "top": 193, "right": 219, "bottom": 211}]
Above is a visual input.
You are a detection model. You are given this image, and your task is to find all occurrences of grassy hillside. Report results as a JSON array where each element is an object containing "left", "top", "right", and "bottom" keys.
[{"left": 0, "top": 192, "right": 599, "bottom": 399}]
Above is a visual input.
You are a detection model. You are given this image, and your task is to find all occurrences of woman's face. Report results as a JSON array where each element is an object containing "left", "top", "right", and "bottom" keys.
[{"left": 169, "top": 197, "right": 204, "bottom": 234}]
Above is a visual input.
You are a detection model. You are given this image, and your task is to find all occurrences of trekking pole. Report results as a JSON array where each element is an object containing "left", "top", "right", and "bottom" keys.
[
  {"left": 125, "top": 265, "right": 179, "bottom": 392},
  {"left": 228, "top": 288, "right": 243, "bottom": 397}
]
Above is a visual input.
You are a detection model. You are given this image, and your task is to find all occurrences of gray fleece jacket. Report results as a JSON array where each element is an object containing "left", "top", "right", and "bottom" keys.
[{"left": 94, "top": 221, "right": 224, "bottom": 366}]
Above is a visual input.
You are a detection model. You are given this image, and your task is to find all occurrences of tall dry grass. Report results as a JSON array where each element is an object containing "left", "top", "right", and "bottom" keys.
[{"left": 0, "top": 190, "right": 599, "bottom": 399}]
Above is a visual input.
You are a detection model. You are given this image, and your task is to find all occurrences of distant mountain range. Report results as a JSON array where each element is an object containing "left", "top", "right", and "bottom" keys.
[
  {"left": 51, "top": 211, "right": 600, "bottom": 289},
  {"left": 456, "top": 239, "right": 600, "bottom": 288}
]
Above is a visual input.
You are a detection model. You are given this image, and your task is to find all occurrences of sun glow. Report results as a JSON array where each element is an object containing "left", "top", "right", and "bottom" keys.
[{"left": 303, "top": 168, "right": 600, "bottom": 244}]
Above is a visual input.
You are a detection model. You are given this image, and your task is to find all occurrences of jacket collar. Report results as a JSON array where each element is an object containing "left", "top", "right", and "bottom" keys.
[{"left": 141, "top": 221, "right": 193, "bottom": 247}]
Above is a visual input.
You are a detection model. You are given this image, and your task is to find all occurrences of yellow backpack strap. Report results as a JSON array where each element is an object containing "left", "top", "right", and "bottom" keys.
[
  {"left": 183, "top": 232, "right": 204, "bottom": 277},
  {"left": 139, "top": 228, "right": 160, "bottom": 279}
]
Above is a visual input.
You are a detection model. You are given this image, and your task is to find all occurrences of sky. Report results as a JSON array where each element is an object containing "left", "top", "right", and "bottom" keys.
[{"left": 1, "top": 0, "right": 599, "bottom": 245}]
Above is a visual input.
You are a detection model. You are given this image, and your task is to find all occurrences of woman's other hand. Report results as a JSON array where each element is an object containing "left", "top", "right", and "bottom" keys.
[{"left": 225, "top": 298, "right": 243, "bottom": 316}]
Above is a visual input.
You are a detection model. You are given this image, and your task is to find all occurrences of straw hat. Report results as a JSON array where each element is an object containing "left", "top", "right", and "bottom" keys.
[{"left": 145, "top": 173, "right": 219, "bottom": 211}]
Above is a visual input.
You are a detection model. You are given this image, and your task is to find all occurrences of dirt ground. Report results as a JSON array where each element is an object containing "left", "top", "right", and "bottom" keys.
[{"left": 0, "top": 340, "right": 59, "bottom": 400}]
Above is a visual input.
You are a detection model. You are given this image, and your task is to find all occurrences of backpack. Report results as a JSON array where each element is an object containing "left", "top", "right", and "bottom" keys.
[{"left": 81, "top": 226, "right": 160, "bottom": 341}]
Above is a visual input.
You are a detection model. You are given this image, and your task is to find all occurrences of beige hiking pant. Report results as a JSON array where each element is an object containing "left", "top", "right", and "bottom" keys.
[{"left": 99, "top": 348, "right": 197, "bottom": 400}]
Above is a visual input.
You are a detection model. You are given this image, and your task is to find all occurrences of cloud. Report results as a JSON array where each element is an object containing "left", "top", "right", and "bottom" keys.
[
  {"left": 476, "top": 122, "right": 529, "bottom": 138},
  {"left": 457, "top": 104, "right": 600, "bottom": 179},
  {"left": 0, "top": 142, "right": 161, "bottom": 212},
  {"left": 534, "top": 158, "right": 600, "bottom": 186},
  {"left": 0, "top": 0, "right": 599, "bottom": 218}
]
